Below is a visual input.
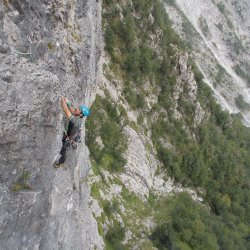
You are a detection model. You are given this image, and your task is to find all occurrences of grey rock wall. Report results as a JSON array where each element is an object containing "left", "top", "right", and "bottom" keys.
[{"left": 0, "top": 0, "right": 103, "bottom": 249}]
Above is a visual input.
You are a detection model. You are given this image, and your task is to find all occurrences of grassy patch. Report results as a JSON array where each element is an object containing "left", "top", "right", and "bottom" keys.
[
  {"left": 121, "top": 187, "right": 153, "bottom": 224},
  {"left": 96, "top": 216, "right": 104, "bottom": 236},
  {"left": 71, "top": 31, "right": 82, "bottom": 43},
  {"left": 91, "top": 182, "right": 101, "bottom": 199},
  {"left": 104, "top": 219, "right": 126, "bottom": 250},
  {"left": 102, "top": 199, "right": 120, "bottom": 219},
  {"left": 12, "top": 170, "right": 32, "bottom": 192},
  {"left": 112, "top": 176, "right": 123, "bottom": 186},
  {"left": 47, "top": 42, "right": 55, "bottom": 50}
]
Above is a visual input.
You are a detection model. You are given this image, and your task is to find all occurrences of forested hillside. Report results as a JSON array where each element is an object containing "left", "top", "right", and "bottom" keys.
[{"left": 86, "top": 0, "right": 250, "bottom": 249}]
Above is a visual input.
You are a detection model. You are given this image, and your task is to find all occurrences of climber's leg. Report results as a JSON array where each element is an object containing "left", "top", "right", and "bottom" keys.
[{"left": 54, "top": 135, "right": 68, "bottom": 168}]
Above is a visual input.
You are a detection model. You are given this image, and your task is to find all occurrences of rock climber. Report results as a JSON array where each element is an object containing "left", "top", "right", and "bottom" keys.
[{"left": 54, "top": 96, "right": 90, "bottom": 168}]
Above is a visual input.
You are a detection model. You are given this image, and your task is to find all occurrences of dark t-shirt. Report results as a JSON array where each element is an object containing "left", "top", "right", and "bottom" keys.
[{"left": 67, "top": 116, "right": 79, "bottom": 137}]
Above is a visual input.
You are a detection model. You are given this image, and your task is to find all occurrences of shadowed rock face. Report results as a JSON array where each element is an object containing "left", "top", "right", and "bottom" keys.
[{"left": 0, "top": 0, "right": 103, "bottom": 249}]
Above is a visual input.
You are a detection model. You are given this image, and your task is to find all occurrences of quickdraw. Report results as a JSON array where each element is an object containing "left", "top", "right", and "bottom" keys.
[{"left": 65, "top": 137, "right": 77, "bottom": 150}]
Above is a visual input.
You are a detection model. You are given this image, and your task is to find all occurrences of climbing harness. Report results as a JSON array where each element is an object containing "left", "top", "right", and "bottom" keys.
[{"left": 64, "top": 116, "right": 82, "bottom": 149}]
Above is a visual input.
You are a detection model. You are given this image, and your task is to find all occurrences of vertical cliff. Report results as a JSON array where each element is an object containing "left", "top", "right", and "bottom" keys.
[
  {"left": 0, "top": 0, "right": 103, "bottom": 249},
  {"left": 1, "top": 0, "right": 250, "bottom": 249}
]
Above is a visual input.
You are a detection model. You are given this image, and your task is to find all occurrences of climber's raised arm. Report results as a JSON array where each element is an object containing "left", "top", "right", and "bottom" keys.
[{"left": 61, "top": 96, "right": 72, "bottom": 119}]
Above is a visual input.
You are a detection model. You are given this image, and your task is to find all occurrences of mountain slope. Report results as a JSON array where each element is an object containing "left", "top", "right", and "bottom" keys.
[
  {"left": 86, "top": 0, "right": 250, "bottom": 249},
  {"left": 164, "top": 0, "right": 250, "bottom": 126}
]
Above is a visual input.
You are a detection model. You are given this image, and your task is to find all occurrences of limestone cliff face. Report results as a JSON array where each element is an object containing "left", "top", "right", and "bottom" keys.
[
  {"left": 1, "top": 0, "right": 249, "bottom": 248},
  {"left": 164, "top": 0, "right": 250, "bottom": 125},
  {"left": 0, "top": 0, "right": 103, "bottom": 249}
]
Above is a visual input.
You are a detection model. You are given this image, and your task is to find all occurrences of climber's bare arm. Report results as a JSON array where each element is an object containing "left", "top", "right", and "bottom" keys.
[
  {"left": 64, "top": 97, "right": 75, "bottom": 113},
  {"left": 61, "top": 96, "right": 72, "bottom": 119}
]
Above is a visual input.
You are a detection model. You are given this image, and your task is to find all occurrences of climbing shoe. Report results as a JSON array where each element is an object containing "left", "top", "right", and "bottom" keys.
[{"left": 53, "top": 162, "right": 64, "bottom": 168}]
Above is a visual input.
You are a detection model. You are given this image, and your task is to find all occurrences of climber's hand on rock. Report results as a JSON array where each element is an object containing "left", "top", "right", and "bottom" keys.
[
  {"left": 60, "top": 96, "right": 66, "bottom": 106},
  {"left": 61, "top": 96, "right": 67, "bottom": 104},
  {"left": 60, "top": 96, "right": 71, "bottom": 119}
]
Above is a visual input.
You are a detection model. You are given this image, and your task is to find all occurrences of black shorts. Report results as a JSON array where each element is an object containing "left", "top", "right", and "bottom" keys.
[{"left": 67, "top": 116, "right": 78, "bottom": 137}]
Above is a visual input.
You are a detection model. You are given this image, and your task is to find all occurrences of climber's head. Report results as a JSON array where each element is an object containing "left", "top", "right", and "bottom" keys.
[
  {"left": 72, "top": 108, "right": 82, "bottom": 117},
  {"left": 71, "top": 105, "right": 90, "bottom": 118},
  {"left": 79, "top": 105, "right": 90, "bottom": 117}
]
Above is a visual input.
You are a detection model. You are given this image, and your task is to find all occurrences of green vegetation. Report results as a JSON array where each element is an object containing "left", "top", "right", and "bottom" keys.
[
  {"left": 234, "top": 64, "right": 250, "bottom": 85},
  {"left": 151, "top": 54, "right": 250, "bottom": 250},
  {"left": 105, "top": 219, "right": 126, "bottom": 250},
  {"left": 235, "top": 94, "right": 250, "bottom": 111},
  {"left": 182, "top": 19, "right": 198, "bottom": 48},
  {"left": 215, "top": 2, "right": 235, "bottom": 31},
  {"left": 47, "top": 42, "right": 55, "bottom": 50},
  {"left": 91, "top": 182, "right": 100, "bottom": 199},
  {"left": 89, "top": 176, "right": 126, "bottom": 248},
  {"left": 12, "top": 170, "right": 32, "bottom": 192},
  {"left": 231, "top": 1, "right": 245, "bottom": 20},
  {"left": 216, "top": 22, "right": 223, "bottom": 31},
  {"left": 103, "top": 0, "right": 183, "bottom": 89},
  {"left": 217, "top": 2, "right": 225, "bottom": 14},
  {"left": 214, "top": 64, "right": 225, "bottom": 87},
  {"left": 71, "top": 31, "right": 82, "bottom": 43},
  {"left": 91, "top": 178, "right": 154, "bottom": 249},
  {"left": 151, "top": 193, "right": 217, "bottom": 249},
  {"left": 96, "top": 216, "right": 104, "bottom": 236},
  {"left": 165, "top": 0, "right": 175, "bottom": 5},
  {"left": 123, "top": 84, "right": 146, "bottom": 110},
  {"left": 227, "top": 19, "right": 234, "bottom": 30},
  {"left": 86, "top": 95, "right": 127, "bottom": 173},
  {"left": 199, "top": 17, "right": 210, "bottom": 38},
  {"left": 231, "top": 36, "right": 245, "bottom": 55},
  {"left": 86, "top": 0, "right": 250, "bottom": 248},
  {"left": 115, "top": 187, "right": 155, "bottom": 248},
  {"left": 152, "top": 191, "right": 250, "bottom": 249}
]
